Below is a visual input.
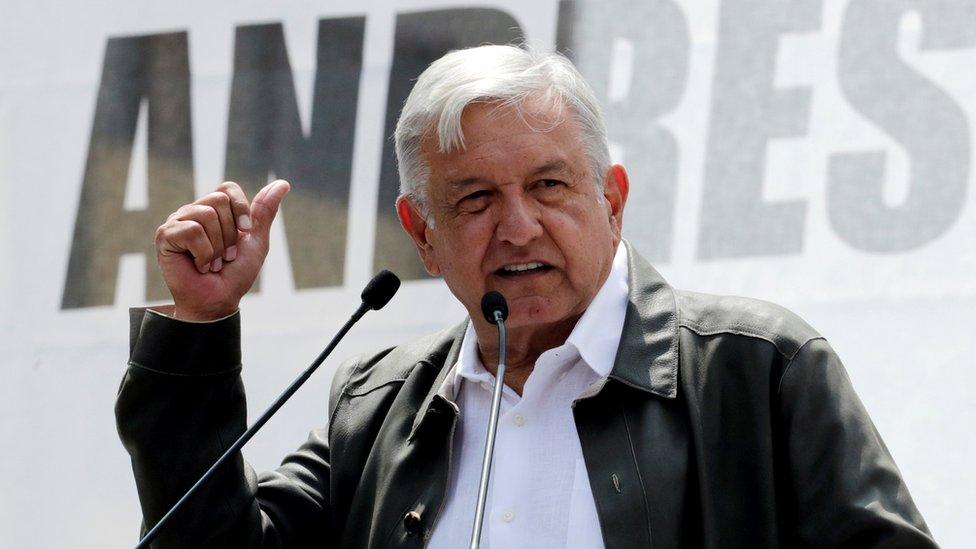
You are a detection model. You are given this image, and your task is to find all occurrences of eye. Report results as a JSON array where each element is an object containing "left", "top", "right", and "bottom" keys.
[
  {"left": 461, "top": 190, "right": 490, "bottom": 203},
  {"left": 459, "top": 190, "right": 488, "bottom": 204},
  {"left": 457, "top": 189, "right": 491, "bottom": 212},
  {"left": 541, "top": 179, "right": 563, "bottom": 188}
]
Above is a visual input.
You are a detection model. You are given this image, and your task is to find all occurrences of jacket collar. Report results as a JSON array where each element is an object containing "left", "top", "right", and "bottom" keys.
[
  {"left": 608, "top": 239, "right": 679, "bottom": 399},
  {"left": 408, "top": 240, "right": 680, "bottom": 439},
  {"left": 408, "top": 321, "right": 467, "bottom": 441}
]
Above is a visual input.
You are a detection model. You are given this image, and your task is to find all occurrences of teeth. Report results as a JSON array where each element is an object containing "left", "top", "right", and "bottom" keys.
[{"left": 502, "top": 262, "right": 545, "bottom": 273}]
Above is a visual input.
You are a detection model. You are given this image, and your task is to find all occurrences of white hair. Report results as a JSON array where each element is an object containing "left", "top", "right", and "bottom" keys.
[{"left": 394, "top": 45, "right": 611, "bottom": 217}]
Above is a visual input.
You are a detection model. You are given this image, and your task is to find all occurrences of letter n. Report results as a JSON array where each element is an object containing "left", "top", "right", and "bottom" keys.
[{"left": 225, "top": 18, "right": 365, "bottom": 290}]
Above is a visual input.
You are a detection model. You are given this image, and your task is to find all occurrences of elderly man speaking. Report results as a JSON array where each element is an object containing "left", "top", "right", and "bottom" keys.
[{"left": 117, "top": 46, "right": 935, "bottom": 548}]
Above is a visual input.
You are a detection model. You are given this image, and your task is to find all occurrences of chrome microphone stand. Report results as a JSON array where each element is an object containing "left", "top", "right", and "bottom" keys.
[{"left": 470, "top": 292, "right": 508, "bottom": 549}]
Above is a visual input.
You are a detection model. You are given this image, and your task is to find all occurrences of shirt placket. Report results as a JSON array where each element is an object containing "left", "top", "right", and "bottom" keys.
[{"left": 479, "top": 375, "right": 523, "bottom": 549}]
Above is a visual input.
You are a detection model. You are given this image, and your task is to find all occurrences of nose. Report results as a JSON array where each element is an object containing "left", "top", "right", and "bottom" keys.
[{"left": 495, "top": 194, "right": 543, "bottom": 246}]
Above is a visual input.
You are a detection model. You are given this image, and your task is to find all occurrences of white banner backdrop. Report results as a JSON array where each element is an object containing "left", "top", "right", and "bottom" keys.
[{"left": 1, "top": 0, "right": 973, "bottom": 546}]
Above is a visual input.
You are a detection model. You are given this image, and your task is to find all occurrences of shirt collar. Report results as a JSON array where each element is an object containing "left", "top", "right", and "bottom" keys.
[
  {"left": 450, "top": 322, "right": 490, "bottom": 397},
  {"left": 565, "top": 242, "right": 629, "bottom": 379}
]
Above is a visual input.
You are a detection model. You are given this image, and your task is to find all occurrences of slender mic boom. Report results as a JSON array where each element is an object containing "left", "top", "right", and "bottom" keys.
[
  {"left": 471, "top": 291, "right": 508, "bottom": 549},
  {"left": 134, "top": 270, "right": 400, "bottom": 549}
]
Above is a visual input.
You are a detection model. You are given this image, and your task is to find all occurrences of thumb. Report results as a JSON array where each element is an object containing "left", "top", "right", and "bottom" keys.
[{"left": 250, "top": 179, "right": 291, "bottom": 236}]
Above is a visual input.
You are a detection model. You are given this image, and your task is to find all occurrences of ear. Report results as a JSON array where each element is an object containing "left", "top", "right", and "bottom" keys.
[
  {"left": 603, "top": 164, "right": 629, "bottom": 240},
  {"left": 396, "top": 195, "right": 442, "bottom": 276}
]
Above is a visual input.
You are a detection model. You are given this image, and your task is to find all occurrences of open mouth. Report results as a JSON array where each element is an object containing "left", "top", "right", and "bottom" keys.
[{"left": 494, "top": 262, "right": 554, "bottom": 278}]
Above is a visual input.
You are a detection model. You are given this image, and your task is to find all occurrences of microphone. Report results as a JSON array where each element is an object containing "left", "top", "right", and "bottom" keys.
[
  {"left": 470, "top": 291, "right": 509, "bottom": 549},
  {"left": 480, "top": 291, "right": 508, "bottom": 325},
  {"left": 362, "top": 269, "right": 401, "bottom": 310},
  {"left": 135, "top": 270, "right": 400, "bottom": 549}
]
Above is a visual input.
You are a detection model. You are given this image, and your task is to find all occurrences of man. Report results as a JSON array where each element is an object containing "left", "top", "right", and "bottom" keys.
[{"left": 118, "top": 45, "right": 935, "bottom": 547}]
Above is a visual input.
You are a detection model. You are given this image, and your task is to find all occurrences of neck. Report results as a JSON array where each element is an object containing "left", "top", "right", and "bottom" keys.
[{"left": 472, "top": 313, "right": 581, "bottom": 395}]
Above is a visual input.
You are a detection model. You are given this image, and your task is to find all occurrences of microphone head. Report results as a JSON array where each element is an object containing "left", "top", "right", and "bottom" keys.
[
  {"left": 480, "top": 291, "right": 508, "bottom": 324},
  {"left": 361, "top": 270, "right": 400, "bottom": 310}
]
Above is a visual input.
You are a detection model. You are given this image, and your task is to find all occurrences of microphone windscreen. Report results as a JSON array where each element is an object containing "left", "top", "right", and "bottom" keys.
[
  {"left": 362, "top": 270, "right": 401, "bottom": 310},
  {"left": 480, "top": 291, "right": 508, "bottom": 324}
]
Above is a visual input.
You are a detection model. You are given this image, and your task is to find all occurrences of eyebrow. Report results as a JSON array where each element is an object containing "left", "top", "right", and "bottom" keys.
[
  {"left": 530, "top": 159, "right": 569, "bottom": 178},
  {"left": 446, "top": 159, "right": 572, "bottom": 190},
  {"left": 447, "top": 177, "right": 482, "bottom": 191}
]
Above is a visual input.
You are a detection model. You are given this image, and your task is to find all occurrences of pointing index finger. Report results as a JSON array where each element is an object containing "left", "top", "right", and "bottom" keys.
[{"left": 217, "top": 181, "right": 252, "bottom": 231}]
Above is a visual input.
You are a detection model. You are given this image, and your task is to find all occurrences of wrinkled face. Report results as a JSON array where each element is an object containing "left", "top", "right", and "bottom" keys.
[{"left": 397, "top": 99, "right": 627, "bottom": 330}]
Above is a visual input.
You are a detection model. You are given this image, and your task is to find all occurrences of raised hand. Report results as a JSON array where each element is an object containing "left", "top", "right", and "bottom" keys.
[{"left": 154, "top": 180, "right": 291, "bottom": 321}]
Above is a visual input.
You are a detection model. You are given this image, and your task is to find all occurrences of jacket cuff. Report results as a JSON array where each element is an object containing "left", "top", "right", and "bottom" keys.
[{"left": 128, "top": 307, "right": 242, "bottom": 375}]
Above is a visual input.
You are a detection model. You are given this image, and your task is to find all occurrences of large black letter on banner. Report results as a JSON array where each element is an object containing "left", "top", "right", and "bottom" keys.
[
  {"left": 62, "top": 32, "right": 195, "bottom": 309},
  {"left": 829, "top": 0, "right": 974, "bottom": 252},
  {"left": 225, "top": 17, "right": 364, "bottom": 289},
  {"left": 373, "top": 9, "right": 524, "bottom": 280}
]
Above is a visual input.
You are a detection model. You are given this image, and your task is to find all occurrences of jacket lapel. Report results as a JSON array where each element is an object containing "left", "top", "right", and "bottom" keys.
[
  {"left": 574, "top": 241, "right": 693, "bottom": 549},
  {"left": 609, "top": 240, "right": 680, "bottom": 398},
  {"left": 408, "top": 320, "right": 467, "bottom": 442}
]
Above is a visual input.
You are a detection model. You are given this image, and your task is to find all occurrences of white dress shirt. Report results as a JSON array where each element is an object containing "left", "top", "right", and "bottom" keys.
[{"left": 427, "top": 244, "right": 629, "bottom": 548}]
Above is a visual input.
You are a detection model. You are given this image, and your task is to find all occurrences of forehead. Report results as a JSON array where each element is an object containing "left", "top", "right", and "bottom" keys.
[{"left": 422, "top": 98, "right": 588, "bottom": 188}]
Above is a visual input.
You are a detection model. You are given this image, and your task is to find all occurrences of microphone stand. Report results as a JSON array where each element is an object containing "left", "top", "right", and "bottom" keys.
[{"left": 470, "top": 304, "right": 507, "bottom": 549}]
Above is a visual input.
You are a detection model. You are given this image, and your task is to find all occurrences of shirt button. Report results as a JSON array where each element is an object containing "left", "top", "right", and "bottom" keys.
[
  {"left": 502, "top": 510, "right": 515, "bottom": 523},
  {"left": 513, "top": 414, "right": 526, "bottom": 426}
]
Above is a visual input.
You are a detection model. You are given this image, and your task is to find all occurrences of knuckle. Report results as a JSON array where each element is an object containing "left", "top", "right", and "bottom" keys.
[
  {"left": 207, "top": 191, "right": 231, "bottom": 206},
  {"left": 219, "top": 181, "right": 249, "bottom": 206},
  {"left": 186, "top": 221, "right": 206, "bottom": 239},
  {"left": 153, "top": 225, "right": 167, "bottom": 245},
  {"left": 178, "top": 204, "right": 201, "bottom": 220},
  {"left": 199, "top": 205, "right": 219, "bottom": 224}
]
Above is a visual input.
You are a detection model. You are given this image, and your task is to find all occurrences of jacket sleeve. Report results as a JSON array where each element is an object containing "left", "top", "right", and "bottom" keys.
[
  {"left": 778, "top": 337, "right": 938, "bottom": 548},
  {"left": 116, "top": 308, "right": 350, "bottom": 548}
]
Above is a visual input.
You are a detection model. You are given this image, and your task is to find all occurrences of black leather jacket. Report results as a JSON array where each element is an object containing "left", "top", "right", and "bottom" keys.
[{"left": 117, "top": 246, "right": 936, "bottom": 548}]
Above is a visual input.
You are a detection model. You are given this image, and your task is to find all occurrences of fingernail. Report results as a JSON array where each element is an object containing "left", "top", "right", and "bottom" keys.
[
  {"left": 225, "top": 245, "right": 238, "bottom": 261},
  {"left": 211, "top": 258, "right": 223, "bottom": 272},
  {"left": 197, "top": 262, "right": 209, "bottom": 274},
  {"left": 238, "top": 215, "right": 252, "bottom": 230}
]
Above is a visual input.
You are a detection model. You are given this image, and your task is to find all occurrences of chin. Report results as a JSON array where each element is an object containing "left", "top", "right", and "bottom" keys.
[{"left": 500, "top": 298, "right": 572, "bottom": 329}]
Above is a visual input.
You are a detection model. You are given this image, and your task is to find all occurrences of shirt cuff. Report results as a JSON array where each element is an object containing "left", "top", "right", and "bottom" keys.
[{"left": 128, "top": 306, "right": 242, "bottom": 376}]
